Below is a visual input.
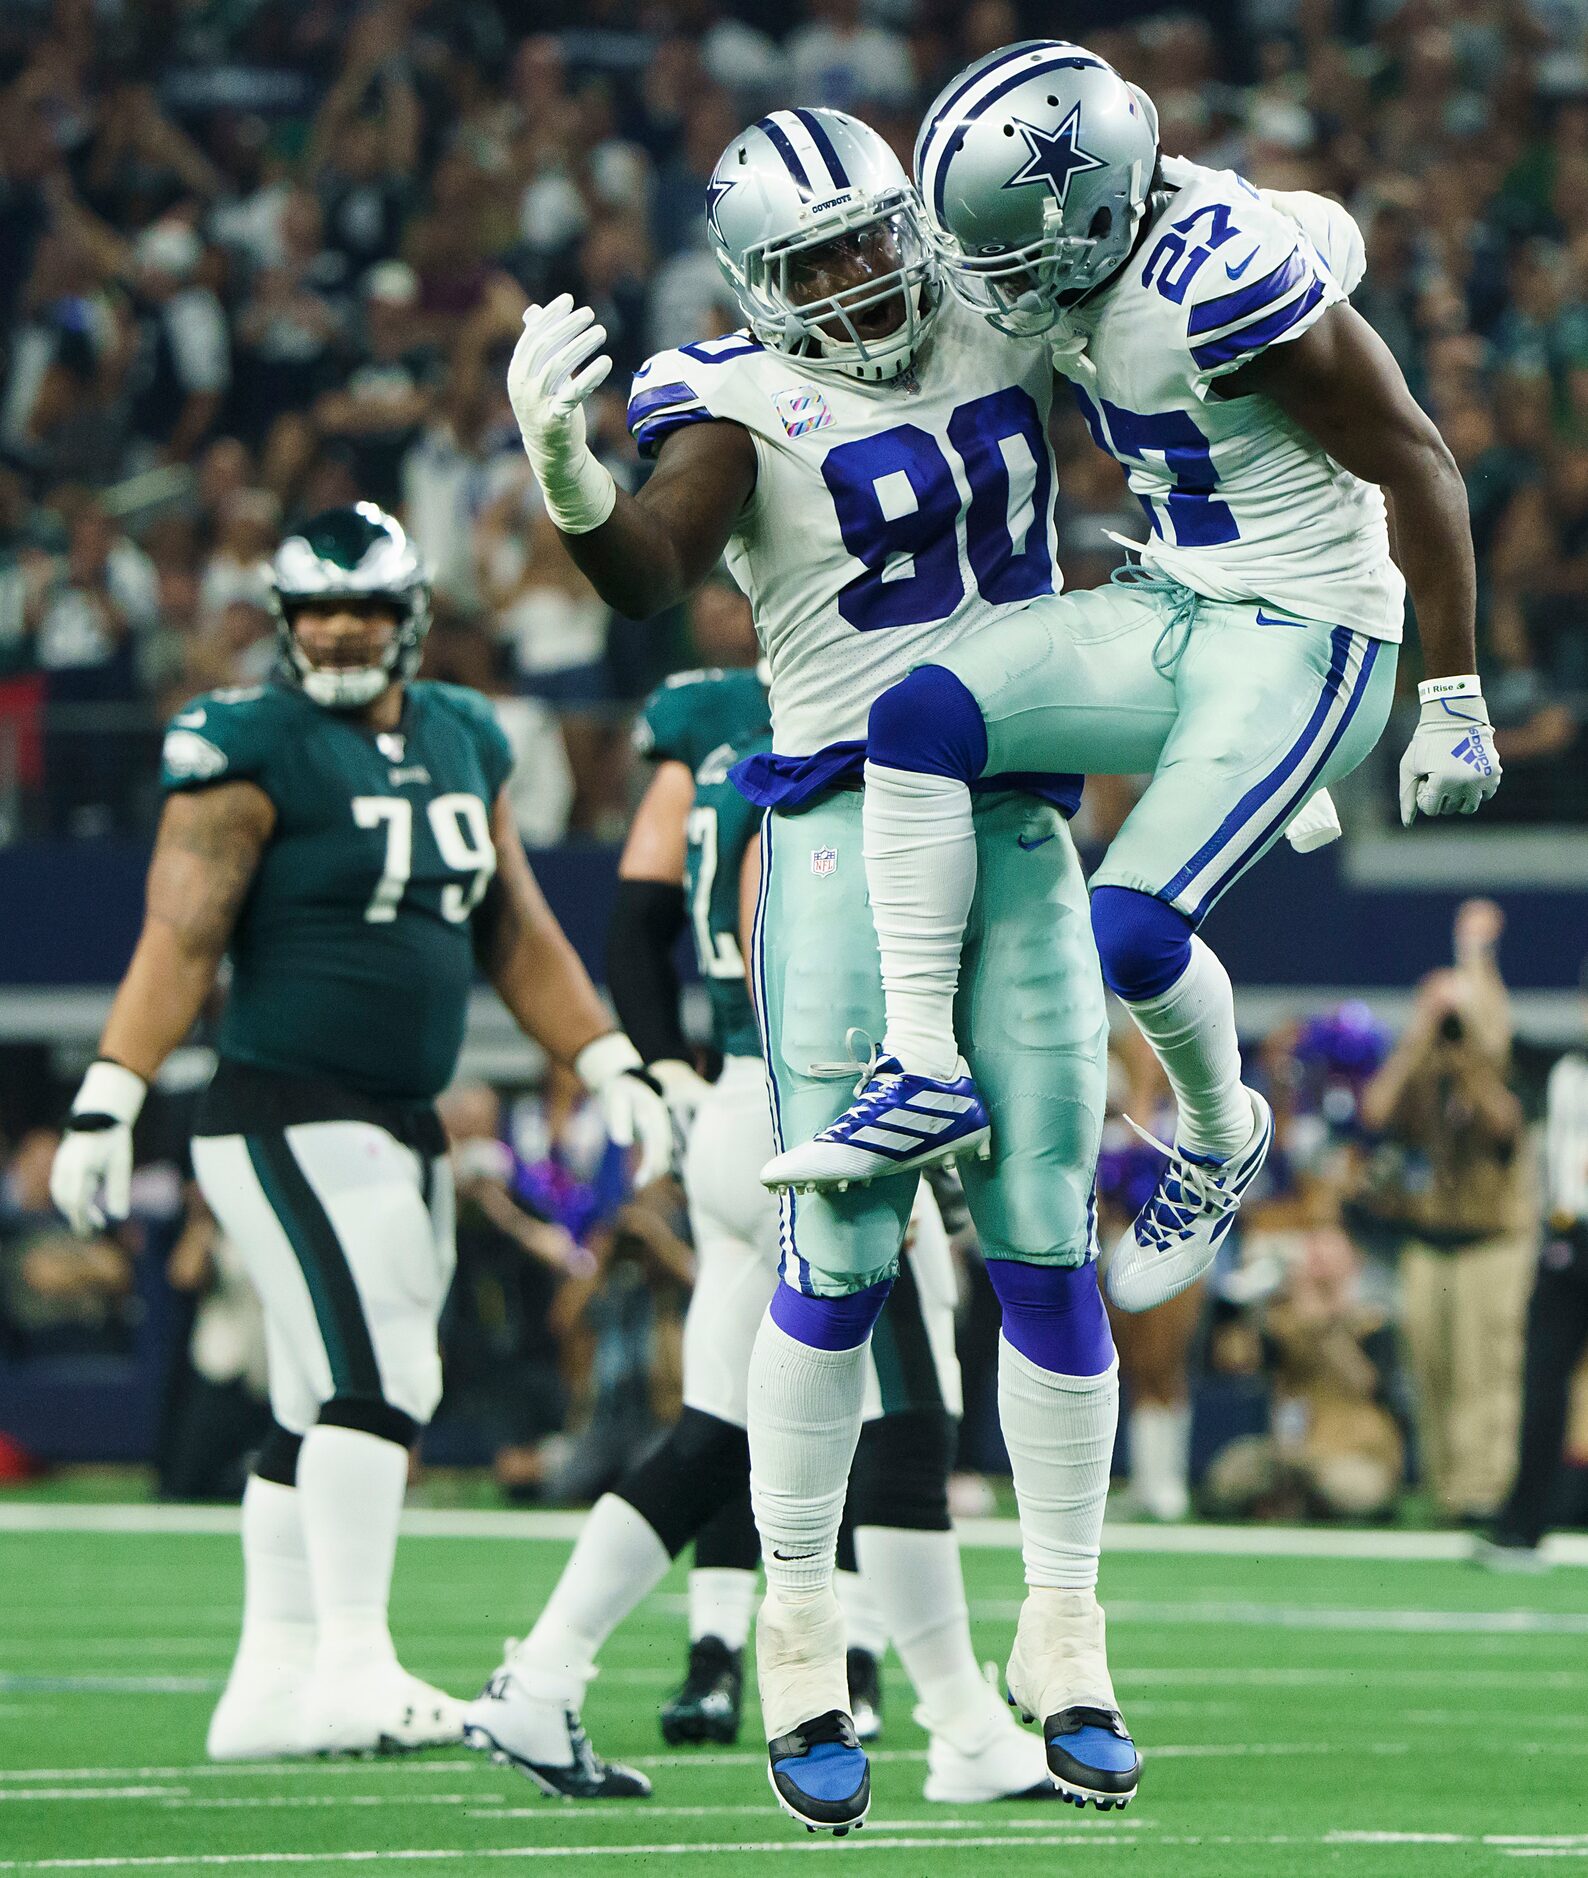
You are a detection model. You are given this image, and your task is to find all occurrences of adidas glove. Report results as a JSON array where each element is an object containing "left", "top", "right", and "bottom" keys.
[
  {"left": 1399, "top": 675, "right": 1502, "bottom": 826},
  {"left": 506, "top": 293, "right": 617, "bottom": 535},
  {"left": 576, "top": 1032, "right": 675, "bottom": 1187},
  {"left": 50, "top": 1060, "right": 146, "bottom": 1235}
]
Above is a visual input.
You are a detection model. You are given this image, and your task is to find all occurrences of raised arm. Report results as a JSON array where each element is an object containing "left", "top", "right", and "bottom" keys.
[
  {"left": 1221, "top": 302, "right": 1500, "bottom": 824},
  {"left": 505, "top": 296, "right": 756, "bottom": 620},
  {"left": 51, "top": 782, "right": 274, "bottom": 1232}
]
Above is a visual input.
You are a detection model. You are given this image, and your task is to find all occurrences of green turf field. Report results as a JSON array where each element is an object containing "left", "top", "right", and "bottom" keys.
[{"left": 2, "top": 1513, "right": 1585, "bottom": 1875}]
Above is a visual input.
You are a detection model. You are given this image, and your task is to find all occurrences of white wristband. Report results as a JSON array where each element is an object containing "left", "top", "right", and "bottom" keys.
[
  {"left": 575, "top": 1031, "right": 641, "bottom": 1093},
  {"left": 1418, "top": 674, "right": 1482, "bottom": 705},
  {"left": 536, "top": 449, "right": 618, "bottom": 537},
  {"left": 74, "top": 1060, "right": 147, "bottom": 1126}
]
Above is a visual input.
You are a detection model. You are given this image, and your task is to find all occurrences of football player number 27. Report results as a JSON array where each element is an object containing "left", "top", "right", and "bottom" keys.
[
  {"left": 822, "top": 386, "right": 1054, "bottom": 631},
  {"left": 353, "top": 794, "right": 495, "bottom": 925}
]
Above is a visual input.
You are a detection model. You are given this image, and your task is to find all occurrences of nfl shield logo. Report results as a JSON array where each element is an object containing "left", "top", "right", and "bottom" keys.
[
  {"left": 774, "top": 383, "right": 834, "bottom": 439},
  {"left": 811, "top": 846, "right": 838, "bottom": 877}
]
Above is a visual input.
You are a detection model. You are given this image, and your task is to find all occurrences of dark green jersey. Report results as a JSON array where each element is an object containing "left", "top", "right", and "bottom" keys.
[
  {"left": 634, "top": 668, "right": 771, "bottom": 1061},
  {"left": 161, "top": 680, "right": 513, "bottom": 1101}
]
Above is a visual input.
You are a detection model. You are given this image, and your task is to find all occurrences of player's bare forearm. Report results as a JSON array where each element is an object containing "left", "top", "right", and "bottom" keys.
[
  {"left": 477, "top": 792, "right": 615, "bottom": 1064},
  {"left": 99, "top": 783, "right": 274, "bottom": 1080},
  {"left": 558, "top": 421, "right": 756, "bottom": 620},
  {"left": 1224, "top": 304, "right": 1477, "bottom": 677}
]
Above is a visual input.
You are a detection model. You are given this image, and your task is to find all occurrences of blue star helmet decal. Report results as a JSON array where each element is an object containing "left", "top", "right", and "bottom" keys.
[
  {"left": 706, "top": 175, "right": 738, "bottom": 242},
  {"left": 1001, "top": 104, "right": 1107, "bottom": 208}
]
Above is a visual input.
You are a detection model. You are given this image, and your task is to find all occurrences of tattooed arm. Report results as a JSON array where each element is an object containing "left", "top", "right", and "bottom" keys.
[{"left": 98, "top": 782, "right": 275, "bottom": 1080}]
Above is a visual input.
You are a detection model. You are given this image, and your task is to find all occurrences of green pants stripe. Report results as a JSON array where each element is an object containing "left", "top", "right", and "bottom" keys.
[{"left": 245, "top": 1132, "right": 383, "bottom": 1400}]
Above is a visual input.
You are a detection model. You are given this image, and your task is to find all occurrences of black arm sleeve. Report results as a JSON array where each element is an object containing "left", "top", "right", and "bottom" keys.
[{"left": 607, "top": 876, "right": 692, "bottom": 1065}]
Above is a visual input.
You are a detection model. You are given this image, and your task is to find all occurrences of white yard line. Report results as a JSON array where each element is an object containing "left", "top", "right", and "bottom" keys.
[
  {"left": 6, "top": 1831, "right": 1588, "bottom": 1869},
  {"left": 2, "top": 1502, "right": 1583, "bottom": 1565}
]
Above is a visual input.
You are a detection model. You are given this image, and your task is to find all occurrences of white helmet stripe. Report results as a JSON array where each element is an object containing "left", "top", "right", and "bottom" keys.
[
  {"left": 917, "top": 43, "right": 1109, "bottom": 222},
  {"left": 757, "top": 111, "right": 836, "bottom": 197}
]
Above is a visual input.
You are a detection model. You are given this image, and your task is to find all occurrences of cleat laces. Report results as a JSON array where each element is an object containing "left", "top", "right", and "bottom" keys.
[{"left": 1121, "top": 1115, "right": 1238, "bottom": 1251}]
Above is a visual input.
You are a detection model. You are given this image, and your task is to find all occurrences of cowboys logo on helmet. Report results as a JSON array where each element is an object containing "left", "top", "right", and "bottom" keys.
[
  {"left": 707, "top": 108, "right": 941, "bottom": 384},
  {"left": 270, "top": 503, "right": 431, "bottom": 709},
  {"left": 914, "top": 42, "right": 1160, "bottom": 336}
]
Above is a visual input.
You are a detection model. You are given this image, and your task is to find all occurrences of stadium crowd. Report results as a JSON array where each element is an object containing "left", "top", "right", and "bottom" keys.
[{"left": 0, "top": 0, "right": 1586, "bottom": 835}]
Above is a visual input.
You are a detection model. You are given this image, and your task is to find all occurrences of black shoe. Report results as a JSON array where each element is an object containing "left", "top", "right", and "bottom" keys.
[
  {"left": 463, "top": 1698, "right": 652, "bottom": 1799},
  {"left": 767, "top": 1708, "right": 870, "bottom": 1834},
  {"left": 1473, "top": 1529, "right": 1551, "bottom": 1573},
  {"left": 659, "top": 1635, "right": 743, "bottom": 1745},
  {"left": 846, "top": 1647, "right": 883, "bottom": 1742},
  {"left": 1043, "top": 1705, "right": 1141, "bottom": 1811}
]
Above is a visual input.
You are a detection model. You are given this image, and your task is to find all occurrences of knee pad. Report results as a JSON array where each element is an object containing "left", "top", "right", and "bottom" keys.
[
  {"left": 619, "top": 1408, "right": 751, "bottom": 1557},
  {"left": 770, "top": 1275, "right": 894, "bottom": 1352},
  {"left": 318, "top": 1396, "right": 419, "bottom": 1450},
  {"left": 1091, "top": 885, "right": 1194, "bottom": 1002},
  {"left": 849, "top": 1409, "right": 955, "bottom": 1532},
  {"left": 985, "top": 1258, "right": 1115, "bottom": 1378},
  {"left": 866, "top": 665, "right": 988, "bottom": 782},
  {"left": 254, "top": 1421, "right": 303, "bottom": 1488}
]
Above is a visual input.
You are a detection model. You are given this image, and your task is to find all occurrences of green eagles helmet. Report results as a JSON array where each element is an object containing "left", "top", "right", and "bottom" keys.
[{"left": 270, "top": 503, "right": 431, "bottom": 709}]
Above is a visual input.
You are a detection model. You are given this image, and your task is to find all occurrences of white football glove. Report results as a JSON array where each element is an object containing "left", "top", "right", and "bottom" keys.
[
  {"left": 575, "top": 1031, "right": 675, "bottom": 1187},
  {"left": 648, "top": 1058, "right": 711, "bottom": 1133},
  {"left": 506, "top": 293, "right": 617, "bottom": 535},
  {"left": 50, "top": 1060, "right": 147, "bottom": 1235},
  {"left": 1399, "top": 675, "right": 1502, "bottom": 826}
]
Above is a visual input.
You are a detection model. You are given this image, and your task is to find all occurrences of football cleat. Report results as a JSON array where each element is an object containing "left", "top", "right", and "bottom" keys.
[
  {"left": 1107, "top": 1089, "right": 1273, "bottom": 1313},
  {"left": 659, "top": 1635, "right": 743, "bottom": 1745},
  {"left": 1006, "top": 1587, "right": 1139, "bottom": 1811},
  {"left": 767, "top": 1708, "right": 870, "bottom": 1835},
  {"left": 463, "top": 1660, "right": 650, "bottom": 1799},
  {"left": 846, "top": 1646, "right": 883, "bottom": 1742},
  {"left": 207, "top": 1646, "right": 312, "bottom": 1761},
  {"left": 761, "top": 1054, "right": 990, "bottom": 1193},
  {"left": 300, "top": 1664, "right": 465, "bottom": 1756},
  {"left": 919, "top": 1682, "right": 1057, "bottom": 1804}
]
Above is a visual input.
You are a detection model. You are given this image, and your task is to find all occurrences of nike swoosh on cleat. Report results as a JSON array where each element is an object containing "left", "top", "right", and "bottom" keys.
[
  {"left": 1224, "top": 247, "right": 1259, "bottom": 279},
  {"left": 1254, "top": 608, "right": 1306, "bottom": 628},
  {"left": 1017, "top": 831, "right": 1057, "bottom": 850}
]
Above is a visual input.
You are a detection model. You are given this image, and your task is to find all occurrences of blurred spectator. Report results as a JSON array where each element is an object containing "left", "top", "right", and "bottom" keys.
[
  {"left": 128, "top": 216, "right": 230, "bottom": 467},
  {"left": 1204, "top": 1223, "right": 1404, "bottom": 1523},
  {"left": 1360, "top": 902, "right": 1535, "bottom": 1525},
  {"left": 1482, "top": 960, "right": 1588, "bottom": 1565},
  {"left": 312, "top": 261, "right": 437, "bottom": 513},
  {"left": 0, "top": 1126, "right": 133, "bottom": 1356},
  {"left": 156, "top": 1187, "right": 271, "bottom": 1502}
]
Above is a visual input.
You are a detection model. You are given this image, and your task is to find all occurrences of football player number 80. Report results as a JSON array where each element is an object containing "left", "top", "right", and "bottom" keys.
[
  {"left": 353, "top": 793, "right": 496, "bottom": 925},
  {"left": 822, "top": 386, "right": 1055, "bottom": 632}
]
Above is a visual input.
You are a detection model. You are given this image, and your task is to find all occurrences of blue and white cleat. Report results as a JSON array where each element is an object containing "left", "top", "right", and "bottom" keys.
[
  {"left": 767, "top": 1708, "right": 871, "bottom": 1834},
  {"left": 1006, "top": 1587, "right": 1140, "bottom": 1812},
  {"left": 761, "top": 1053, "right": 990, "bottom": 1193},
  {"left": 1106, "top": 1088, "right": 1273, "bottom": 1314}
]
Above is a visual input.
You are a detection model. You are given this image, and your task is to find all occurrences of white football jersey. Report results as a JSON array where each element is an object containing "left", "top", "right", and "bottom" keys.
[
  {"left": 627, "top": 295, "right": 1059, "bottom": 761},
  {"left": 1056, "top": 159, "right": 1405, "bottom": 641}
]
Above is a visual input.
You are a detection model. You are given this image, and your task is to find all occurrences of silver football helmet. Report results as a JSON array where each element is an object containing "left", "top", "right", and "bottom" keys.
[
  {"left": 271, "top": 503, "right": 430, "bottom": 709},
  {"left": 707, "top": 108, "right": 940, "bottom": 383},
  {"left": 915, "top": 42, "right": 1159, "bottom": 336}
]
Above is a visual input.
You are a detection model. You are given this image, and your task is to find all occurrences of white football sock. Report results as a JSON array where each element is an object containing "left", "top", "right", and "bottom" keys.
[
  {"left": 863, "top": 760, "right": 975, "bottom": 1081},
  {"left": 856, "top": 1525, "right": 989, "bottom": 1733},
  {"left": 232, "top": 1473, "right": 313, "bottom": 1668},
  {"left": 688, "top": 1566, "right": 758, "bottom": 1652},
  {"left": 517, "top": 1494, "right": 671, "bottom": 1695},
  {"left": 998, "top": 1336, "right": 1119, "bottom": 1589},
  {"left": 1124, "top": 935, "right": 1251, "bottom": 1159},
  {"left": 297, "top": 1425, "right": 407, "bottom": 1678},
  {"left": 1130, "top": 1400, "right": 1192, "bottom": 1522},
  {"left": 748, "top": 1315, "right": 868, "bottom": 1601},
  {"left": 835, "top": 1563, "right": 887, "bottom": 1659}
]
